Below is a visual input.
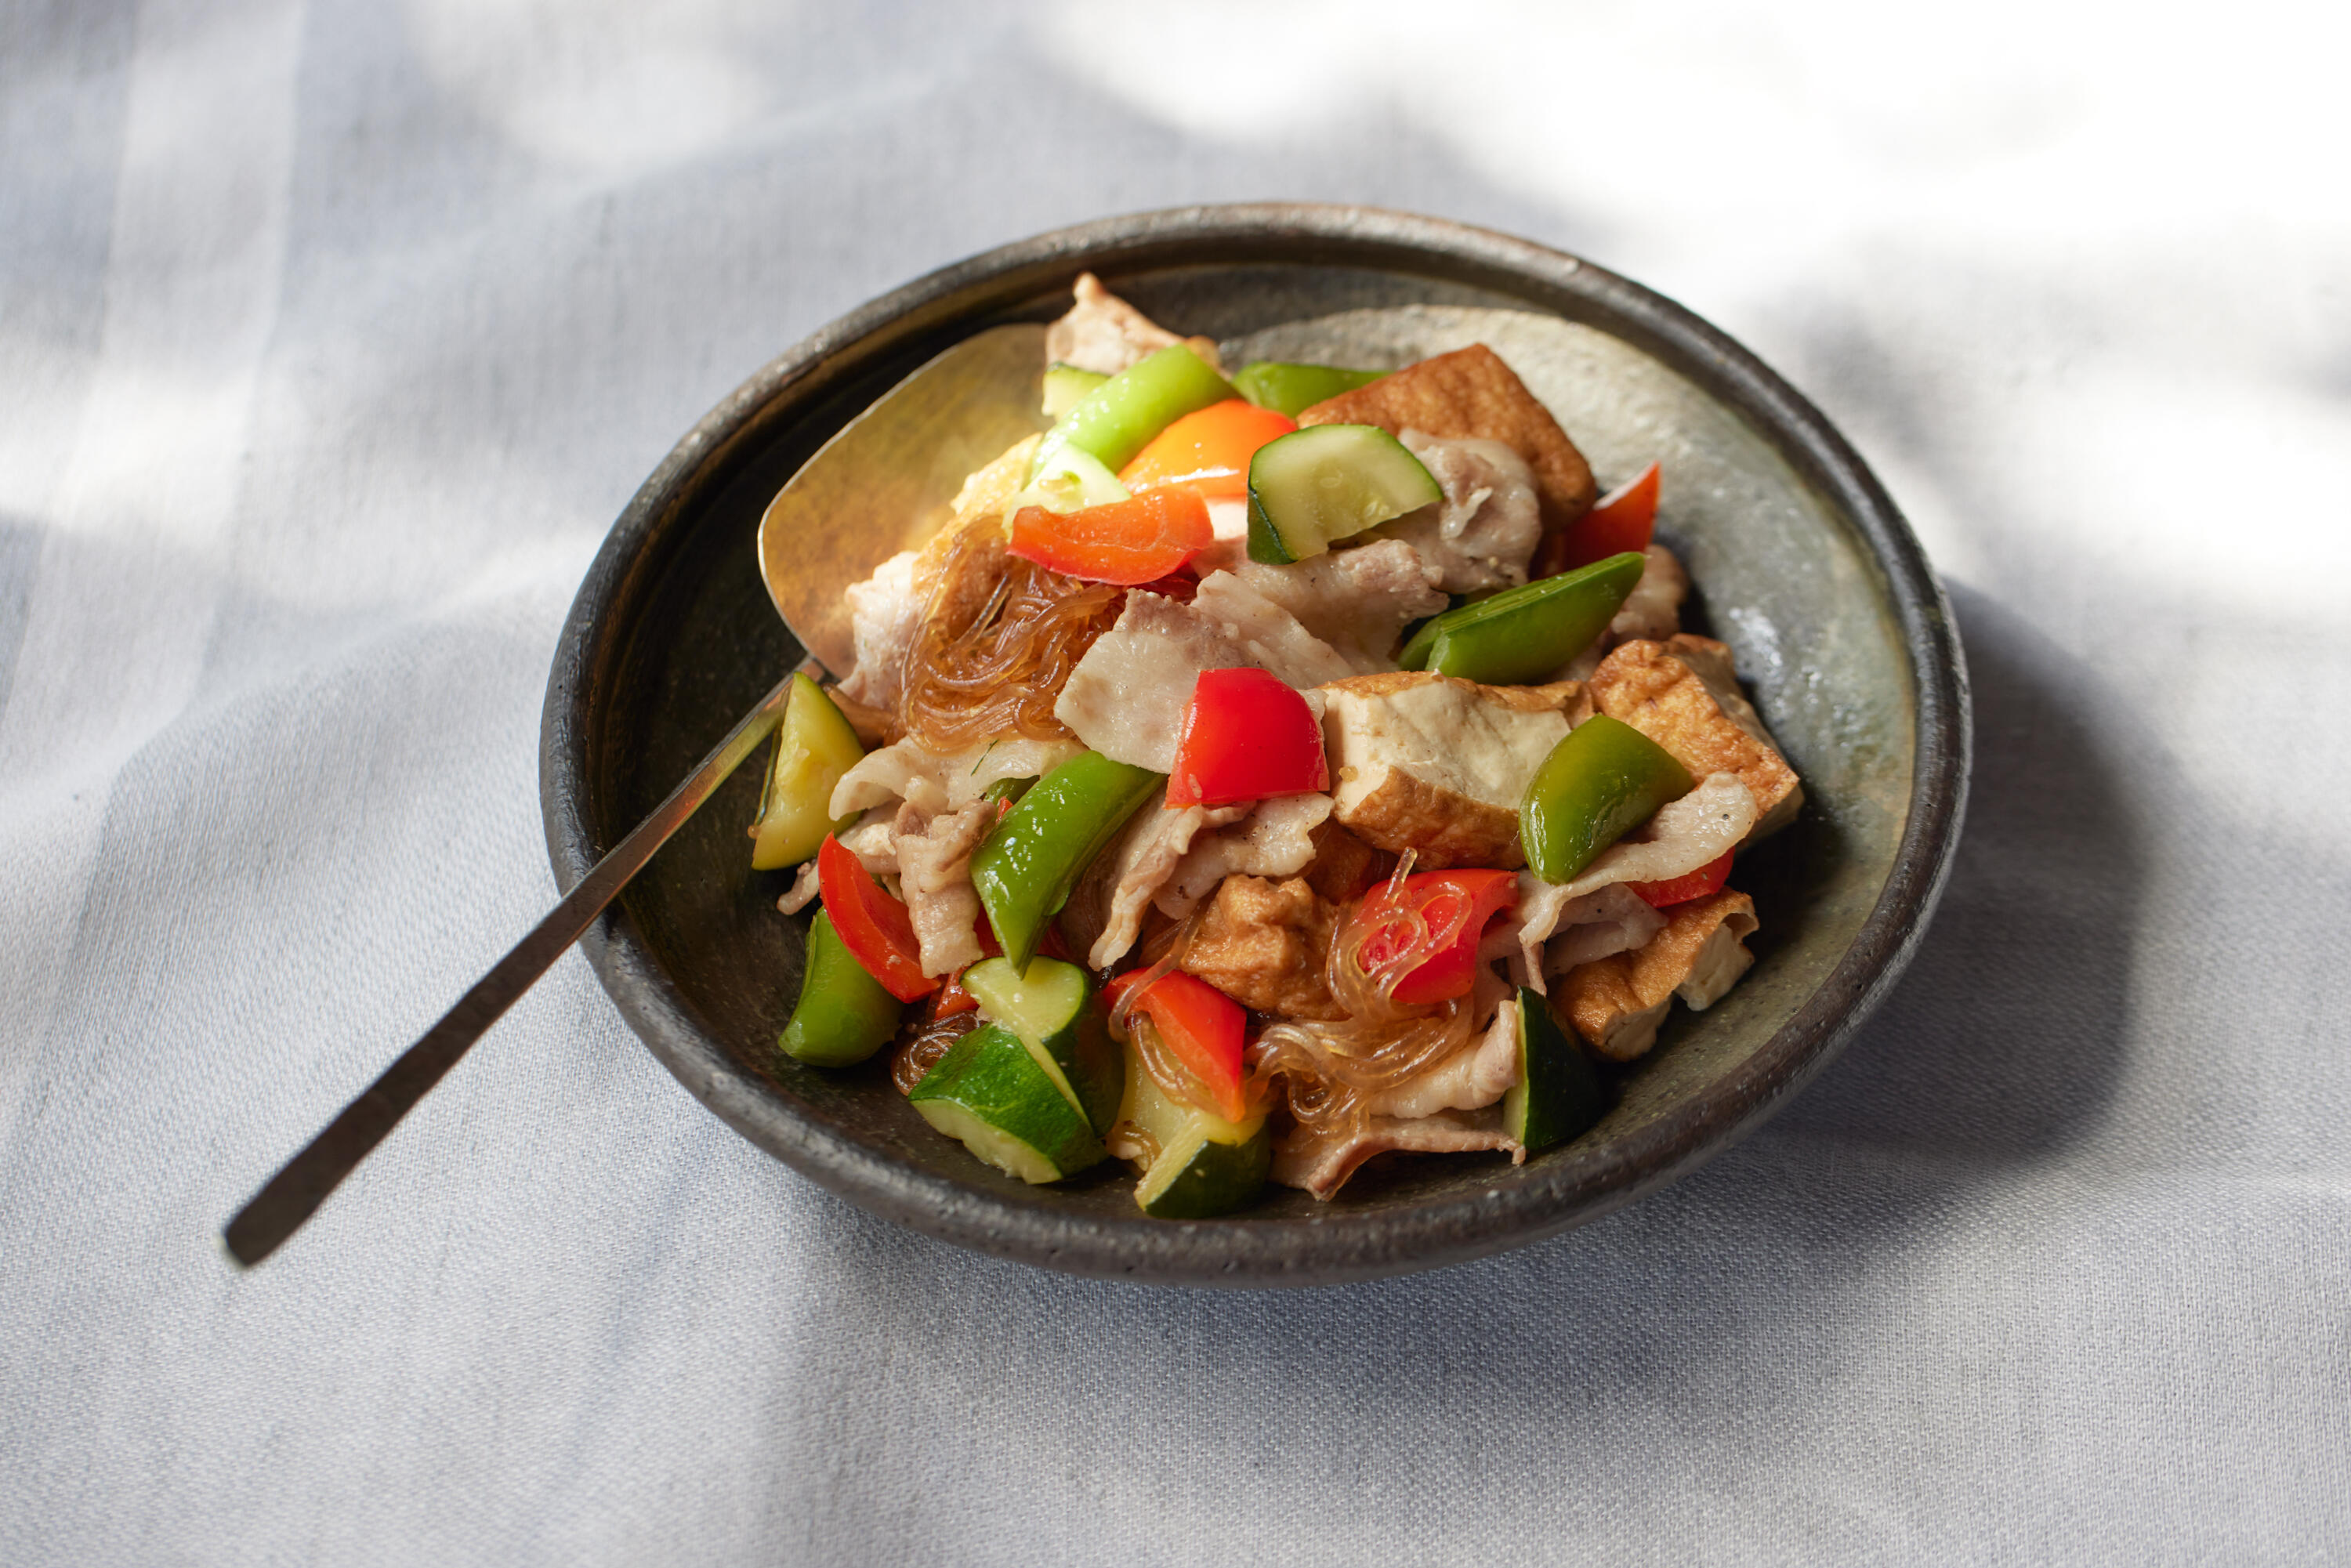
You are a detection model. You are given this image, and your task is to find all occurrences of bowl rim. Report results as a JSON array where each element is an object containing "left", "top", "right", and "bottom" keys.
[{"left": 540, "top": 203, "right": 1972, "bottom": 1286}]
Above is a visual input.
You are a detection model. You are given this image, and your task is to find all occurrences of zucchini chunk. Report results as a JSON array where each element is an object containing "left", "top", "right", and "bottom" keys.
[
  {"left": 1503, "top": 987, "right": 1610, "bottom": 1153},
  {"left": 1041, "top": 362, "right": 1109, "bottom": 419},
  {"left": 749, "top": 673, "right": 864, "bottom": 871},
  {"left": 907, "top": 1023, "right": 1107, "bottom": 1183},
  {"left": 1245, "top": 424, "right": 1442, "bottom": 564},
  {"left": 1114, "top": 1037, "right": 1270, "bottom": 1219},
  {"left": 962, "top": 954, "right": 1125, "bottom": 1135}
]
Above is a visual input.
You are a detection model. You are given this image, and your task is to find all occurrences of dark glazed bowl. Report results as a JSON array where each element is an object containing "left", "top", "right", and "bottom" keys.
[{"left": 541, "top": 205, "right": 1969, "bottom": 1286}]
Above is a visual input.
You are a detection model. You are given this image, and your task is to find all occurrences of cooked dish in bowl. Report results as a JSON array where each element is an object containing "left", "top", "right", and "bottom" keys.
[{"left": 747, "top": 275, "right": 1808, "bottom": 1218}]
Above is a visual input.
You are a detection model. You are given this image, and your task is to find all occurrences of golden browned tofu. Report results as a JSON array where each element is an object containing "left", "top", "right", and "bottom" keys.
[
  {"left": 1299, "top": 345, "right": 1597, "bottom": 543},
  {"left": 1587, "top": 636, "right": 1803, "bottom": 839},
  {"left": 1317, "top": 671, "right": 1588, "bottom": 869},
  {"left": 1557, "top": 889, "right": 1758, "bottom": 1060},
  {"left": 1298, "top": 817, "right": 1392, "bottom": 904},
  {"left": 1179, "top": 875, "right": 1346, "bottom": 1021}
]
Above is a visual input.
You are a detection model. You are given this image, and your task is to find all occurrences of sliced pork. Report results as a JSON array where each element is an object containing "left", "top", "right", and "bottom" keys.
[
  {"left": 1231, "top": 539, "right": 1446, "bottom": 673},
  {"left": 1371, "top": 431, "right": 1544, "bottom": 593}
]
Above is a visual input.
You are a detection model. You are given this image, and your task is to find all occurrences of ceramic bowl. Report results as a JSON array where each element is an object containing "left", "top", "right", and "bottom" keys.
[{"left": 540, "top": 205, "right": 1969, "bottom": 1285}]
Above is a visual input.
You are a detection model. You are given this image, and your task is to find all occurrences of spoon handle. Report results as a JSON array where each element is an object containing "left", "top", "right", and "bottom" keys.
[{"left": 222, "top": 666, "right": 809, "bottom": 1268}]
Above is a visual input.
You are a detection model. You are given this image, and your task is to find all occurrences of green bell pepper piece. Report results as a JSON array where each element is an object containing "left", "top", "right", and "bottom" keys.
[
  {"left": 779, "top": 910, "right": 906, "bottom": 1067},
  {"left": 1029, "top": 343, "right": 1237, "bottom": 480},
  {"left": 1231, "top": 361, "right": 1386, "bottom": 418},
  {"left": 979, "top": 774, "right": 1038, "bottom": 809},
  {"left": 969, "top": 751, "right": 1164, "bottom": 968},
  {"left": 1519, "top": 714, "right": 1696, "bottom": 884},
  {"left": 1399, "top": 551, "right": 1648, "bottom": 684}
]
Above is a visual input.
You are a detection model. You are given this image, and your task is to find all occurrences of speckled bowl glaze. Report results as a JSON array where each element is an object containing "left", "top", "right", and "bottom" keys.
[{"left": 540, "top": 205, "right": 1969, "bottom": 1286}]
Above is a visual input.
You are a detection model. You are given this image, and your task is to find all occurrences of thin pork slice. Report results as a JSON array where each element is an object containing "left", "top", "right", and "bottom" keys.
[
  {"left": 1270, "top": 1108, "right": 1521, "bottom": 1200},
  {"left": 1070, "top": 788, "right": 1248, "bottom": 971},
  {"left": 893, "top": 800, "right": 995, "bottom": 977},
  {"left": 1362, "top": 1000, "right": 1525, "bottom": 1121},
  {"left": 1054, "top": 588, "right": 1349, "bottom": 770},
  {"left": 1154, "top": 791, "right": 1334, "bottom": 922},
  {"left": 1371, "top": 431, "right": 1544, "bottom": 593},
  {"left": 1231, "top": 539, "right": 1446, "bottom": 672}
]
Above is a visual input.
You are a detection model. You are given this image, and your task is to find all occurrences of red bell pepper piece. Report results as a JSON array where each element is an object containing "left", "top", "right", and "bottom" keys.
[
  {"left": 1006, "top": 489, "right": 1213, "bottom": 585},
  {"left": 931, "top": 973, "right": 980, "bottom": 1017},
  {"left": 1106, "top": 967, "right": 1248, "bottom": 1122},
  {"left": 1552, "top": 461, "right": 1660, "bottom": 574},
  {"left": 814, "top": 835, "right": 939, "bottom": 1002},
  {"left": 1348, "top": 869, "right": 1519, "bottom": 1006},
  {"left": 1164, "top": 667, "right": 1330, "bottom": 809},
  {"left": 1625, "top": 848, "right": 1733, "bottom": 909},
  {"left": 1118, "top": 398, "right": 1297, "bottom": 500}
]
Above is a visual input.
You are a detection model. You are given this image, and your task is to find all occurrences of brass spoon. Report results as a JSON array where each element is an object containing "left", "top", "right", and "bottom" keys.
[{"left": 222, "top": 324, "right": 1048, "bottom": 1266}]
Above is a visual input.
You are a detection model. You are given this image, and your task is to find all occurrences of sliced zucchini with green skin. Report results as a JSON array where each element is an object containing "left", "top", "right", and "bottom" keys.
[
  {"left": 750, "top": 673, "right": 864, "bottom": 870},
  {"left": 1409, "top": 551, "right": 1648, "bottom": 685},
  {"left": 1137, "top": 1120, "right": 1271, "bottom": 1218},
  {"left": 1041, "top": 362, "right": 1108, "bottom": 419},
  {"left": 1004, "top": 444, "right": 1128, "bottom": 520},
  {"left": 1115, "top": 1037, "right": 1270, "bottom": 1218},
  {"left": 962, "top": 955, "right": 1124, "bottom": 1135},
  {"left": 1245, "top": 424, "right": 1443, "bottom": 564},
  {"left": 1031, "top": 343, "right": 1237, "bottom": 480},
  {"left": 907, "top": 1023, "right": 1107, "bottom": 1182},
  {"left": 1232, "top": 361, "right": 1386, "bottom": 418},
  {"left": 1503, "top": 987, "right": 1609, "bottom": 1153},
  {"left": 778, "top": 911, "right": 904, "bottom": 1067}
]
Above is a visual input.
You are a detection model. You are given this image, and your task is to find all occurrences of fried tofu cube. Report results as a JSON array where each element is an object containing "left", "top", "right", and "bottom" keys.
[
  {"left": 1179, "top": 875, "right": 1345, "bottom": 1020},
  {"left": 1556, "top": 889, "right": 1759, "bottom": 1060},
  {"left": 1299, "top": 344, "right": 1597, "bottom": 543},
  {"left": 1317, "top": 672, "right": 1587, "bottom": 869},
  {"left": 1587, "top": 634, "right": 1803, "bottom": 840}
]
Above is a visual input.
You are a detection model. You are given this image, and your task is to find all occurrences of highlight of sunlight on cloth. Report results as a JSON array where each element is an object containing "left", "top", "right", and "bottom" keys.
[{"left": 404, "top": 0, "right": 781, "bottom": 178}]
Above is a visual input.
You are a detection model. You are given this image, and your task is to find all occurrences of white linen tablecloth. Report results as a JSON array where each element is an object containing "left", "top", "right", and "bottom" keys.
[{"left": 5, "top": 2, "right": 2346, "bottom": 1561}]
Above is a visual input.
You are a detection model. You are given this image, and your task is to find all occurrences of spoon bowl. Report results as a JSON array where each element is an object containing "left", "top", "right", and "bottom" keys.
[{"left": 758, "top": 324, "right": 1047, "bottom": 674}]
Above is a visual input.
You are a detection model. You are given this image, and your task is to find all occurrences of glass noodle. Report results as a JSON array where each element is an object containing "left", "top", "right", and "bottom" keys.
[
  {"left": 1251, "top": 851, "right": 1474, "bottom": 1141},
  {"left": 900, "top": 520, "right": 1121, "bottom": 751}
]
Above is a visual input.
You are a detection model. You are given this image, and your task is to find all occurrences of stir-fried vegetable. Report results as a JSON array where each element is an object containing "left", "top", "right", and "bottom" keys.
[
  {"left": 1502, "top": 987, "right": 1610, "bottom": 1153},
  {"left": 1398, "top": 550, "right": 1647, "bottom": 684},
  {"left": 1519, "top": 715, "right": 1695, "bottom": 884},
  {"left": 1031, "top": 343, "right": 1237, "bottom": 480},
  {"left": 765, "top": 275, "right": 1799, "bottom": 1213},
  {"left": 1628, "top": 847, "right": 1733, "bottom": 908},
  {"left": 962, "top": 954, "right": 1124, "bottom": 1135},
  {"left": 1118, "top": 399, "right": 1297, "bottom": 500},
  {"left": 1165, "top": 667, "right": 1330, "bottom": 809},
  {"left": 779, "top": 911, "right": 906, "bottom": 1066},
  {"left": 1117, "top": 1039, "right": 1270, "bottom": 1218},
  {"left": 1346, "top": 869, "right": 1519, "bottom": 1006},
  {"left": 1006, "top": 490, "right": 1213, "bottom": 585},
  {"left": 970, "top": 751, "right": 1163, "bottom": 969},
  {"left": 1232, "top": 360, "right": 1386, "bottom": 418},
  {"left": 816, "top": 835, "right": 939, "bottom": 1001},
  {"left": 1107, "top": 967, "right": 1249, "bottom": 1123},
  {"left": 1548, "top": 461, "right": 1660, "bottom": 574},
  {"left": 1005, "top": 443, "right": 1129, "bottom": 520},
  {"left": 1041, "top": 362, "right": 1108, "bottom": 418},
  {"left": 1246, "top": 424, "right": 1442, "bottom": 563},
  {"left": 907, "top": 1023, "right": 1107, "bottom": 1182},
  {"left": 748, "top": 673, "right": 864, "bottom": 870}
]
